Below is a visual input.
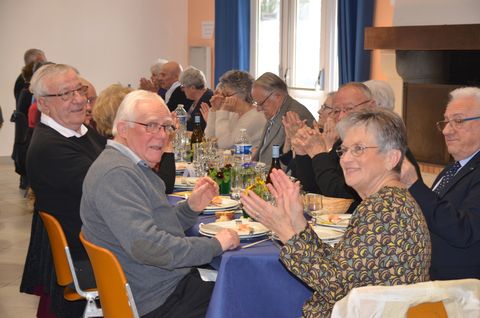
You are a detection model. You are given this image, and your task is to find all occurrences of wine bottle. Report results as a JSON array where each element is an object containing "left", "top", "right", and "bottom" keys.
[
  {"left": 266, "top": 145, "right": 281, "bottom": 184},
  {"left": 190, "top": 115, "right": 204, "bottom": 161}
]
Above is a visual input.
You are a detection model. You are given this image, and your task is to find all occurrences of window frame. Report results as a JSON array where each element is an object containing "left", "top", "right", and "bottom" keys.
[{"left": 250, "top": 0, "right": 338, "bottom": 94}]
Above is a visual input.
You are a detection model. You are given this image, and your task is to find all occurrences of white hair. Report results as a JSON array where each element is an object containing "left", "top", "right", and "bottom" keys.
[
  {"left": 112, "top": 90, "right": 167, "bottom": 136},
  {"left": 364, "top": 80, "right": 395, "bottom": 110},
  {"left": 449, "top": 87, "right": 480, "bottom": 106}
]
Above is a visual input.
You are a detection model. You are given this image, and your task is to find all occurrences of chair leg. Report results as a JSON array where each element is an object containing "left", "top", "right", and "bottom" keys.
[{"left": 82, "top": 297, "right": 103, "bottom": 318}]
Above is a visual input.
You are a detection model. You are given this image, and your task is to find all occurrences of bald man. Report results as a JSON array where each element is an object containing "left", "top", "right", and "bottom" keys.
[{"left": 159, "top": 61, "right": 193, "bottom": 112}]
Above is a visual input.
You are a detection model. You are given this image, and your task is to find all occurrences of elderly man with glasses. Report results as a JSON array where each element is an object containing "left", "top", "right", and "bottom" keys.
[
  {"left": 80, "top": 90, "right": 239, "bottom": 317},
  {"left": 251, "top": 72, "right": 315, "bottom": 164},
  {"left": 401, "top": 86, "right": 480, "bottom": 280},
  {"left": 21, "top": 64, "right": 104, "bottom": 317},
  {"left": 292, "top": 82, "right": 421, "bottom": 211}
]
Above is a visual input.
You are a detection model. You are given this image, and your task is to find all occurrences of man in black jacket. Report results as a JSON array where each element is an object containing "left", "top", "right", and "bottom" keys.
[
  {"left": 293, "top": 82, "right": 421, "bottom": 212},
  {"left": 159, "top": 61, "right": 192, "bottom": 112},
  {"left": 14, "top": 48, "right": 46, "bottom": 102}
]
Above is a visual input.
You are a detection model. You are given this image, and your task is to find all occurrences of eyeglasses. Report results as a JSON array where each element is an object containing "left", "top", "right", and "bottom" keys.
[
  {"left": 253, "top": 91, "right": 275, "bottom": 108},
  {"left": 331, "top": 100, "right": 371, "bottom": 116},
  {"left": 436, "top": 115, "right": 480, "bottom": 131},
  {"left": 127, "top": 121, "right": 176, "bottom": 134},
  {"left": 336, "top": 144, "right": 378, "bottom": 158},
  {"left": 86, "top": 96, "right": 97, "bottom": 105},
  {"left": 221, "top": 91, "right": 237, "bottom": 98},
  {"left": 42, "top": 85, "right": 89, "bottom": 101},
  {"left": 319, "top": 103, "right": 334, "bottom": 114}
]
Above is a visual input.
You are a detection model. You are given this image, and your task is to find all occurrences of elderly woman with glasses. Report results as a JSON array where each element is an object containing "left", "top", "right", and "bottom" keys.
[
  {"left": 241, "top": 108, "right": 431, "bottom": 317},
  {"left": 201, "top": 70, "right": 266, "bottom": 149}
]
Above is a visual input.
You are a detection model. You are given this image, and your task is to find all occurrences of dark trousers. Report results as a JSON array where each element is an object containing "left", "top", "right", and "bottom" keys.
[{"left": 142, "top": 269, "right": 215, "bottom": 318}]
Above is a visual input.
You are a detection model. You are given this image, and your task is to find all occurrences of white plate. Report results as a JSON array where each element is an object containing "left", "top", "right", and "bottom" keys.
[
  {"left": 174, "top": 176, "right": 200, "bottom": 190},
  {"left": 315, "top": 214, "right": 352, "bottom": 229},
  {"left": 199, "top": 220, "right": 270, "bottom": 239},
  {"left": 203, "top": 197, "right": 239, "bottom": 211},
  {"left": 176, "top": 197, "right": 240, "bottom": 214},
  {"left": 312, "top": 225, "right": 345, "bottom": 241}
]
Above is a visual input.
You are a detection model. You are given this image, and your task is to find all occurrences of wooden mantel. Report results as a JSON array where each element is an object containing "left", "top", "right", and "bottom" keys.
[{"left": 365, "top": 24, "right": 480, "bottom": 50}]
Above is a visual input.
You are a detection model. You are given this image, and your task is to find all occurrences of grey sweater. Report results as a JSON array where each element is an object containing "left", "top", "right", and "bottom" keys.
[{"left": 80, "top": 146, "right": 222, "bottom": 316}]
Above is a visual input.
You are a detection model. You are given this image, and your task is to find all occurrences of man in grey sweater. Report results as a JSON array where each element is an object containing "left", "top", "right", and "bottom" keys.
[{"left": 80, "top": 90, "right": 239, "bottom": 317}]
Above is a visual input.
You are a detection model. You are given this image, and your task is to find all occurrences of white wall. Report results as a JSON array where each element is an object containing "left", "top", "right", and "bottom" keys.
[
  {"left": 0, "top": 0, "right": 188, "bottom": 156},
  {"left": 393, "top": 0, "right": 480, "bottom": 25}
]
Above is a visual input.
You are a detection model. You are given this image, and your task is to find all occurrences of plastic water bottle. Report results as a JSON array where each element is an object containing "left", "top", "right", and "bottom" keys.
[
  {"left": 174, "top": 104, "right": 187, "bottom": 131},
  {"left": 173, "top": 104, "right": 188, "bottom": 161},
  {"left": 234, "top": 128, "right": 252, "bottom": 165}
]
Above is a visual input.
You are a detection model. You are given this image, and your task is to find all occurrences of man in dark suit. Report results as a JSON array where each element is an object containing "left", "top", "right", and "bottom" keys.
[
  {"left": 159, "top": 61, "right": 192, "bottom": 112},
  {"left": 251, "top": 72, "right": 314, "bottom": 164},
  {"left": 401, "top": 86, "right": 480, "bottom": 280}
]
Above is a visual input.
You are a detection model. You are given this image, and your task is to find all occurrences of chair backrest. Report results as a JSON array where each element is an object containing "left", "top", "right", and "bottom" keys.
[
  {"left": 39, "top": 211, "right": 74, "bottom": 286},
  {"left": 407, "top": 301, "right": 448, "bottom": 318},
  {"left": 80, "top": 232, "right": 139, "bottom": 318}
]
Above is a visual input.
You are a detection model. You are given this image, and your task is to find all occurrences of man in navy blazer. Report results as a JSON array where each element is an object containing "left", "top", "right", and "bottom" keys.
[{"left": 402, "top": 86, "right": 480, "bottom": 280}]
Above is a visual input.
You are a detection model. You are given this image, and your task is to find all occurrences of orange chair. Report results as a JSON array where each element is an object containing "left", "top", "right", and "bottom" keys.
[
  {"left": 407, "top": 301, "right": 448, "bottom": 318},
  {"left": 39, "top": 212, "right": 102, "bottom": 318},
  {"left": 80, "top": 232, "right": 139, "bottom": 318}
]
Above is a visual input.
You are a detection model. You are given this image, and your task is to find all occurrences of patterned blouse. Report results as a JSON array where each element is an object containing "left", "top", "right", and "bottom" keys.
[{"left": 280, "top": 186, "right": 431, "bottom": 317}]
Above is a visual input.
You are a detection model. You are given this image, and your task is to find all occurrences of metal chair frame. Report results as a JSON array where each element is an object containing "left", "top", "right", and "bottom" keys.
[{"left": 39, "top": 211, "right": 102, "bottom": 318}]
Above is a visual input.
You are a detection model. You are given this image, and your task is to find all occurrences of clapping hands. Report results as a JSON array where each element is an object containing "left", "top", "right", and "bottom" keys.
[{"left": 240, "top": 169, "right": 307, "bottom": 243}]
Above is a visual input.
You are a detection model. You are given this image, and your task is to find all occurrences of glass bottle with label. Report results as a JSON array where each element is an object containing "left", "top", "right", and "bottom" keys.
[
  {"left": 190, "top": 115, "right": 204, "bottom": 161},
  {"left": 266, "top": 145, "right": 281, "bottom": 184}
]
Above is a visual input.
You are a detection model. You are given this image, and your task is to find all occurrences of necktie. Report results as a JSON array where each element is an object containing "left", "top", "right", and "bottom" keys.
[
  {"left": 260, "top": 120, "right": 274, "bottom": 153},
  {"left": 434, "top": 161, "right": 461, "bottom": 194}
]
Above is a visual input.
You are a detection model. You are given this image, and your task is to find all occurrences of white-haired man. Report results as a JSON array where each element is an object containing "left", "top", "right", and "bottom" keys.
[
  {"left": 80, "top": 90, "right": 239, "bottom": 317},
  {"left": 21, "top": 63, "right": 103, "bottom": 317},
  {"left": 402, "top": 86, "right": 480, "bottom": 280}
]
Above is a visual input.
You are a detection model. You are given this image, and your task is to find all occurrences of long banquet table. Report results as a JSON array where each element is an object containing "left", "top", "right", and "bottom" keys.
[{"left": 169, "top": 195, "right": 313, "bottom": 318}]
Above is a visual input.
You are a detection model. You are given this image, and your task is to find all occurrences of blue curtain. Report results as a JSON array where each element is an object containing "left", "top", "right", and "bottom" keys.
[
  {"left": 338, "top": 0, "right": 374, "bottom": 85},
  {"left": 214, "top": 0, "right": 250, "bottom": 85}
]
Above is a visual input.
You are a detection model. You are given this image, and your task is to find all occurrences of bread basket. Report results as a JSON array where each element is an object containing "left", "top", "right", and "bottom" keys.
[{"left": 321, "top": 196, "right": 354, "bottom": 214}]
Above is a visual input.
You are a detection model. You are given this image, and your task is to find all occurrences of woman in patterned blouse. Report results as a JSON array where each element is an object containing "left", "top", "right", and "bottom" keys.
[{"left": 241, "top": 108, "right": 431, "bottom": 317}]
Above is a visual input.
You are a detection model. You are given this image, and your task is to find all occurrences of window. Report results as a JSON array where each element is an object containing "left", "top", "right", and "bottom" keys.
[{"left": 252, "top": 0, "right": 338, "bottom": 116}]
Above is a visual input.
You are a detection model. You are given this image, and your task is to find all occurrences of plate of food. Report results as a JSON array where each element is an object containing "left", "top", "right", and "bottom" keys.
[
  {"left": 315, "top": 214, "right": 352, "bottom": 229},
  {"left": 175, "top": 161, "right": 188, "bottom": 172},
  {"left": 174, "top": 176, "right": 199, "bottom": 190},
  {"left": 203, "top": 196, "right": 239, "bottom": 213},
  {"left": 199, "top": 219, "right": 270, "bottom": 239}
]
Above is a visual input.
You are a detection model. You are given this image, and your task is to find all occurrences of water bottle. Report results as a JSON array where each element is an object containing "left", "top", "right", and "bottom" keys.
[
  {"left": 173, "top": 104, "right": 188, "bottom": 161},
  {"left": 234, "top": 128, "right": 252, "bottom": 165},
  {"left": 174, "top": 104, "right": 187, "bottom": 131}
]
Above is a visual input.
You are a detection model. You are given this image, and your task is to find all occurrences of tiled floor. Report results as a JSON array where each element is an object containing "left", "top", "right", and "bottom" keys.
[{"left": 0, "top": 156, "right": 39, "bottom": 317}]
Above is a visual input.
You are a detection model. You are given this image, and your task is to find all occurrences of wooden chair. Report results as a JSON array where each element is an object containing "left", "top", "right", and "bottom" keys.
[
  {"left": 407, "top": 301, "right": 448, "bottom": 318},
  {"left": 80, "top": 232, "right": 139, "bottom": 318},
  {"left": 39, "top": 212, "right": 102, "bottom": 318}
]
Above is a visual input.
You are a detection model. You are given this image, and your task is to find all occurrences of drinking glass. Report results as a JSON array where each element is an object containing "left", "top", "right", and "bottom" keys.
[{"left": 304, "top": 193, "right": 323, "bottom": 214}]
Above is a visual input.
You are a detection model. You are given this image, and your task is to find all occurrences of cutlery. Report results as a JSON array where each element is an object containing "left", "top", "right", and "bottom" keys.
[{"left": 241, "top": 237, "right": 270, "bottom": 249}]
